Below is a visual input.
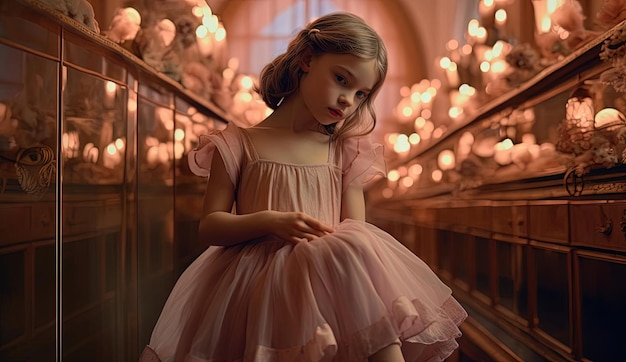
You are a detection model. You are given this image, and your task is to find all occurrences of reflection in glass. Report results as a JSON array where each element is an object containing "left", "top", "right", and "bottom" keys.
[
  {"left": 0, "top": 44, "right": 58, "bottom": 198},
  {"left": 0, "top": 43, "right": 58, "bottom": 361},
  {"left": 61, "top": 64, "right": 128, "bottom": 360},
  {"left": 136, "top": 86, "right": 175, "bottom": 348},
  {"left": 0, "top": 4, "right": 230, "bottom": 360},
  {"left": 63, "top": 69, "right": 127, "bottom": 185},
  {"left": 172, "top": 98, "right": 223, "bottom": 272},
  {"left": 0, "top": 6, "right": 59, "bottom": 57}
]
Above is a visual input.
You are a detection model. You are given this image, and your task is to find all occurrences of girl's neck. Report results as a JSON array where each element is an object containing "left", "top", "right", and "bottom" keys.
[{"left": 260, "top": 95, "right": 320, "bottom": 133}]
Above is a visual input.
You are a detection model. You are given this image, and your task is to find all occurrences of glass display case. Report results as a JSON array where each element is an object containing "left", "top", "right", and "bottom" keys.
[
  {"left": 0, "top": 1, "right": 228, "bottom": 360},
  {"left": 367, "top": 16, "right": 626, "bottom": 362}
]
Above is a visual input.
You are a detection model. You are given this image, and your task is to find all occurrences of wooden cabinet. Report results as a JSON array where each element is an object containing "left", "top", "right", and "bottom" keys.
[
  {"left": 0, "top": 1, "right": 228, "bottom": 361},
  {"left": 492, "top": 201, "right": 528, "bottom": 238},
  {"left": 367, "top": 18, "right": 626, "bottom": 362},
  {"left": 570, "top": 201, "right": 626, "bottom": 251},
  {"left": 528, "top": 201, "right": 570, "bottom": 245}
]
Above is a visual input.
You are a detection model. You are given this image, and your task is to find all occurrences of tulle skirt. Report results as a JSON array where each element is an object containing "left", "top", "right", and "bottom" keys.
[{"left": 140, "top": 219, "right": 466, "bottom": 362}]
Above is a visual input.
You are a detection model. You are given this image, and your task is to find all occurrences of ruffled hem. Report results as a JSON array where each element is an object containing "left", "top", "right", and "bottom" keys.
[
  {"left": 247, "top": 295, "right": 465, "bottom": 362},
  {"left": 143, "top": 219, "right": 466, "bottom": 362},
  {"left": 142, "top": 296, "right": 465, "bottom": 362},
  {"left": 252, "top": 323, "right": 337, "bottom": 361}
]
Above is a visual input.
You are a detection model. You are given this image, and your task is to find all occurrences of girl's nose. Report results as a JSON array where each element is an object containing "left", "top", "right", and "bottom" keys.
[{"left": 338, "top": 94, "right": 353, "bottom": 107}]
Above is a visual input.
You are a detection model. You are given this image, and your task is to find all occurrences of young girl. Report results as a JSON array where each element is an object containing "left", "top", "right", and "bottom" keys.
[{"left": 141, "top": 12, "right": 467, "bottom": 362}]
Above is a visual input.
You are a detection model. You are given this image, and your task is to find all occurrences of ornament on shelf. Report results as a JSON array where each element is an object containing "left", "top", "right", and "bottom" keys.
[
  {"left": 104, "top": 7, "right": 142, "bottom": 44},
  {"left": 35, "top": 0, "right": 100, "bottom": 33},
  {"left": 557, "top": 87, "right": 626, "bottom": 176},
  {"left": 599, "top": 22, "right": 626, "bottom": 92}
]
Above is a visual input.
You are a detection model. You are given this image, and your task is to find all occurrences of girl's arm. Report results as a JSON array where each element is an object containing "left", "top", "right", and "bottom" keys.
[
  {"left": 341, "top": 181, "right": 366, "bottom": 221},
  {"left": 198, "top": 150, "right": 335, "bottom": 246}
]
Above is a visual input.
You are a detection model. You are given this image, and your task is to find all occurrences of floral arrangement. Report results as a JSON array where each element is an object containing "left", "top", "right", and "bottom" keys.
[
  {"left": 600, "top": 23, "right": 626, "bottom": 92},
  {"left": 556, "top": 103, "right": 626, "bottom": 176}
]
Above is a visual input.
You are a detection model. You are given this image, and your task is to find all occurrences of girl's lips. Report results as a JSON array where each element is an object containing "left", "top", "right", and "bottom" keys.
[{"left": 329, "top": 108, "right": 343, "bottom": 118}]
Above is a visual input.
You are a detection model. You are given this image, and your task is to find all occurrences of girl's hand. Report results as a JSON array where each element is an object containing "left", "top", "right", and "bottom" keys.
[{"left": 263, "top": 210, "right": 335, "bottom": 244}]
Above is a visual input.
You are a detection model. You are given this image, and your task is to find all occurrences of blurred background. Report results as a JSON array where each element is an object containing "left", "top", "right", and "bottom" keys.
[{"left": 1, "top": 1, "right": 624, "bottom": 361}]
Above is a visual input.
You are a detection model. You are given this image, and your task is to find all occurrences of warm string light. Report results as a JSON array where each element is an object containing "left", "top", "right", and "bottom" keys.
[
  {"left": 380, "top": 0, "right": 599, "bottom": 199},
  {"left": 531, "top": 0, "right": 565, "bottom": 34}
]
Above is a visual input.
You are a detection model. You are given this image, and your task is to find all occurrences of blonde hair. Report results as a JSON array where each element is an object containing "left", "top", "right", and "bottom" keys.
[{"left": 257, "top": 12, "right": 388, "bottom": 138}]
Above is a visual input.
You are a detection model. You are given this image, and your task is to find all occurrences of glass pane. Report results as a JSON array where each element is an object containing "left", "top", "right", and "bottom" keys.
[
  {"left": 33, "top": 243, "right": 56, "bottom": 360},
  {"left": 62, "top": 237, "right": 101, "bottom": 358},
  {"left": 136, "top": 87, "right": 175, "bottom": 348},
  {"left": 0, "top": 250, "right": 26, "bottom": 346},
  {"left": 0, "top": 44, "right": 58, "bottom": 360},
  {"left": 475, "top": 236, "right": 490, "bottom": 297},
  {"left": 534, "top": 247, "right": 570, "bottom": 346},
  {"left": 61, "top": 235, "right": 123, "bottom": 361},
  {"left": 452, "top": 231, "right": 470, "bottom": 284},
  {"left": 63, "top": 68, "right": 127, "bottom": 185},
  {"left": 437, "top": 229, "right": 453, "bottom": 274},
  {"left": 497, "top": 242, "right": 528, "bottom": 319},
  {"left": 62, "top": 63, "right": 127, "bottom": 360},
  {"left": 579, "top": 256, "right": 626, "bottom": 361},
  {"left": 0, "top": 2, "right": 60, "bottom": 57},
  {"left": 172, "top": 99, "right": 222, "bottom": 274},
  {"left": 64, "top": 38, "right": 126, "bottom": 83}
]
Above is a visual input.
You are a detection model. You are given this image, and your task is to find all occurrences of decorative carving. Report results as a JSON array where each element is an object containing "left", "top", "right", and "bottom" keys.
[{"left": 15, "top": 145, "right": 56, "bottom": 198}]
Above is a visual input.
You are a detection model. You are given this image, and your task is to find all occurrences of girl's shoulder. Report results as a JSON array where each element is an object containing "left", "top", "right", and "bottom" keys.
[
  {"left": 188, "top": 122, "right": 245, "bottom": 182},
  {"left": 339, "top": 133, "right": 386, "bottom": 191}
]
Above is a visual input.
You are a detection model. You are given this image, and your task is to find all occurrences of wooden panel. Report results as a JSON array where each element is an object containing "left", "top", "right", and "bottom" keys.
[
  {"left": 63, "top": 199, "right": 123, "bottom": 236},
  {"left": 531, "top": 243, "right": 572, "bottom": 348},
  {"left": 466, "top": 204, "right": 493, "bottom": 232},
  {"left": 30, "top": 202, "right": 55, "bottom": 240},
  {"left": 528, "top": 202, "right": 569, "bottom": 244},
  {"left": 0, "top": 205, "right": 31, "bottom": 245},
  {"left": 434, "top": 203, "right": 493, "bottom": 233},
  {"left": 492, "top": 202, "right": 528, "bottom": 237},
  {"left": 0, "top": 203, "right": 55, "bottom": 246},
  {"left": 575, "top": 251, "right": 626, "bottom": 361},
  {"left": 63, "top": 202, "right": 101, "bottom": 236},
  {"left": 569, "top": 201, "right": 626, "bottom": 252},
  {"left": 0, "top": 248, "right": 27, "bottom": 348},
  {"left": 33, "top": 242, "right": 55, "bottom": 330}
]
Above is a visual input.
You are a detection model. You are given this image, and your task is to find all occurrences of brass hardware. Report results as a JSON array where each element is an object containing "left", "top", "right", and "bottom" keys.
[
  {"left": 564, "top": 167, "right": 584, "bottom": 196},
  {"left": 597, "top": 206, "right": 613, "bottom": 235},
  {"left": 596, "top": 219, "right": 613, "bottom": 235}
]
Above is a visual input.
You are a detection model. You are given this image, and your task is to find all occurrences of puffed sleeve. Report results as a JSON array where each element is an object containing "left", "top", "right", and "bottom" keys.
[
  {"left": 188, "top": 123, "right": 243, "bottom": 187},
  {"left": 341, "top": 134, "right": 386, "bottom": 193}
]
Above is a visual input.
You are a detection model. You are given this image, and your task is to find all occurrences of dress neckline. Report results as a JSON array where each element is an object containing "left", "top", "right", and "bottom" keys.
[{"left": 239, "top": 126, "right": 337, "bottom": 167}]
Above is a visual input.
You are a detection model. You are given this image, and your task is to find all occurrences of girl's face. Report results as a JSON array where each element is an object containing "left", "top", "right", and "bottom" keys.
[{"left": 299, "top": 52, "right": 378, "bottom": 128}]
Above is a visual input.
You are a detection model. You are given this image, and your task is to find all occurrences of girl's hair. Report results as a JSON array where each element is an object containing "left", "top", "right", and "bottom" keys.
[{"left": 257, "top": 12, "right": 388, "bottom": 138}]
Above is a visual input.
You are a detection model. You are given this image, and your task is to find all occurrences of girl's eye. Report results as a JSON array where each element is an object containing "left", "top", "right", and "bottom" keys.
[
  {"left": 356, "top": 91, "right": 367, "bottom": 100},
  {"left": 335, "top": 75, "right": 347, "bottom": 85}
]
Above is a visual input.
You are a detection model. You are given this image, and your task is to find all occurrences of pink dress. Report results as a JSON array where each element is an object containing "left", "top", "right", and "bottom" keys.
[{"left": 140, "top": 123, "right": 467, "bottom": 362}]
